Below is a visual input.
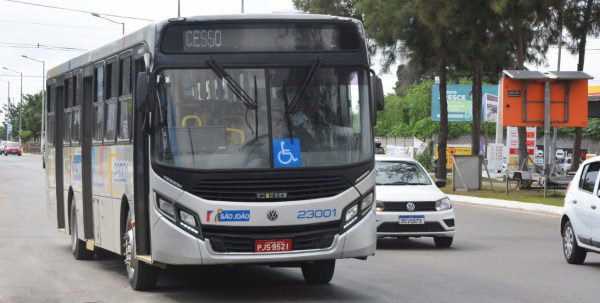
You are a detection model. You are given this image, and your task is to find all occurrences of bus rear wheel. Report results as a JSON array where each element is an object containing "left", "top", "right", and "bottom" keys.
[
  {"left": 301, "top": 259, "right": 336, "bottom": 284},
  {"left": 124, "top": 209, "right": 159, "bottom": 290},
  {"left": 70, "top": 199, "right": 94, "bottom": 260}
]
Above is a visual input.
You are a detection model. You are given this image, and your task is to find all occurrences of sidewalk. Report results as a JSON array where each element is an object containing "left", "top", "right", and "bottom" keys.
[{"left": 449, "top": 194, "right": 562, "bottom": 216}]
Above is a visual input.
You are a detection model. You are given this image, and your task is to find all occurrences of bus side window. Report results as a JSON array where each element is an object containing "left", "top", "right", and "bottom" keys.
[
  {"left": 105, "top": 61, "right": 119, "bottom": 142},
  {"left": 47, "top": 85, "right": 55, "bottom": 146},
  {"left": 118, "top": 57, "right": 132, "bottom": 140},
  {"left": 72, "top": 75, "right": 81, "bottom": 144},
  {"left": 93, "top": 66, "right": 104, "bottom": 142},
  {"left": 64, "top": 78, "right": 72, "bottom": 144}
]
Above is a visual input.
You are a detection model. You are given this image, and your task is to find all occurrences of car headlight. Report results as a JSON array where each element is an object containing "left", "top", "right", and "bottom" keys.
[
  {"left": 344, "top": 204, "right": 358, "bottom": 229},
  {"left": 376, "top": 200, "right": 384, "bottom": 212},
  {"left": 436, "top": 197, "right": 452, "bottom": 211},
  {"left": 361, "top": 192, "right": 374, "bottom": 216}
]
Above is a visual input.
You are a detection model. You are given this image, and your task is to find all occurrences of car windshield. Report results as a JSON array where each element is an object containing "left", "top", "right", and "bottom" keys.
[
  {"left": 376, "top": 161, "right": 432, "bottom": 185},
  {"left": 0, "top": 141, "right": 6, "bottom": 146},
  {"left": 153, "top": 67, "right": 372, "bottom": 170},
  {"left": 7, "top": 142, "right": 19, "bottom": 147}
]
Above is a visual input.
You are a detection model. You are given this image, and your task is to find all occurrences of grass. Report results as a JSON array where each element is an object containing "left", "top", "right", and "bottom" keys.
[{"left": 439, "top": 183, "right": 565, "bottom": 207}]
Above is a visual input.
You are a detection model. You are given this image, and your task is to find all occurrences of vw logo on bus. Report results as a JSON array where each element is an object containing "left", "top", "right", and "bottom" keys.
[
  {"left": 406, "top": 202, "right": 416, "bottom": 212},
  {"left": 267, "top": 210, "right": 279, "bottom": 221}
]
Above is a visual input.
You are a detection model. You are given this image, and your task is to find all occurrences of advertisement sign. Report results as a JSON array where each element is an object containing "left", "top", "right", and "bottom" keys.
[
  {"left": 435, "top": 146, "right": 472, "bottom": 169},
  {"left": 431, "top": 85, "right": 499, "bottom": 122},
  {"left": 507, "top": 127, "right": 536, "bottom": 156},
  {"left": 487, "top": 144, "right": 504, "bottom": 171},
  {"left": 534, "top": 145, "right": 587, "bottom": 164}
]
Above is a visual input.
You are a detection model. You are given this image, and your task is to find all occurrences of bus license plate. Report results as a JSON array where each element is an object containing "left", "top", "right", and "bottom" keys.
[
  {"left": 255, "top": 239, "right": 292, "bottom": 253},
  {"left": 399, "top": 216, "right": 424, "bottom": 224}
]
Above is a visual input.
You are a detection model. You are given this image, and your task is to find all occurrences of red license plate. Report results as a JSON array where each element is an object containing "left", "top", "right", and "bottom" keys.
[{"left": 255, "top": 239, "right": 292, "bottom": 253}]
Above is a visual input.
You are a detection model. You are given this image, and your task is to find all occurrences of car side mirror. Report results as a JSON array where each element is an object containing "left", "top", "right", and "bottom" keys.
[
  {"left": 435, "top": 179, "right": 447, "bottom": 188},
  {"left": 136, "top": 72, "right": 149, "bottom": 112}
]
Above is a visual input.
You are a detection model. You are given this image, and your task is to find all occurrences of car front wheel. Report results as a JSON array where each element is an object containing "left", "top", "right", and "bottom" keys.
[
  {"left": 563, "top": 221, "right": 586, "bottom": 264},
  {"left": 434, "top": 236, "right": 453, "bottom": 248}
]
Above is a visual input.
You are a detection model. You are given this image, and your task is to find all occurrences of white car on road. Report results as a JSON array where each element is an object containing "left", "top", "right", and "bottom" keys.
[
  {"left": 561, "top": 157, "right": 600, "bottom": 264},
  {"left": 375, "top": 155, "right": 456, "bottom": 247}
]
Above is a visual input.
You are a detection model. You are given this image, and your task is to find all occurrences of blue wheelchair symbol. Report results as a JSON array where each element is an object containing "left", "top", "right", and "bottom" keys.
[{"left": 273, "top": 138, "right": 301, "bottom": 167}]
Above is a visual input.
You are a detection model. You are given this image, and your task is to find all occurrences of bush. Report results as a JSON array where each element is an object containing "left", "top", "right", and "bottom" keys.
[{"left": 416, "top": 150, "right": 433, "bottom": 172}]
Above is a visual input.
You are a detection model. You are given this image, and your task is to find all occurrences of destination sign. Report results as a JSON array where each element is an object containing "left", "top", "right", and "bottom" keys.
[{"left": 161, "top": 23, "right": 360, "bottom": 53}]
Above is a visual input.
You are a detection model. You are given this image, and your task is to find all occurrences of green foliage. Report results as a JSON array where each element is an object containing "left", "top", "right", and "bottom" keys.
[
  {"left": 19, "top": 130, "right": 32, "bottom": 143},
  {"left": 416, "top": 149, "right": 433, "bottom": 171},
  {"left": 0, "top": 91, "right": 43, "bottom": 142}
]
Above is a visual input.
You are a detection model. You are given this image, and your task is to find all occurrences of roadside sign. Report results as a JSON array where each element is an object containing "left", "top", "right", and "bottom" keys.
[
  {"left": 487, "top": 144, "right": 504, "bottom": 171},
  {"left": 7, "top": 124, "right": 12, "bottom": 131}
]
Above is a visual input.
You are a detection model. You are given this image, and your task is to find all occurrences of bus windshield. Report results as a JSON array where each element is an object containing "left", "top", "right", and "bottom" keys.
[{"left": 153, "top": 66, "right": 371, "bottom": 170}]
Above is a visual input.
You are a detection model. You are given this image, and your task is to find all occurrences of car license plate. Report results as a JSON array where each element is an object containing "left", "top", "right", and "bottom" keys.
[
  {"left": 255, "top": 239, "right": 292, "bottom": 253},
  {"left": 399, "top": 215, "right": 424, "bottom": 224}
]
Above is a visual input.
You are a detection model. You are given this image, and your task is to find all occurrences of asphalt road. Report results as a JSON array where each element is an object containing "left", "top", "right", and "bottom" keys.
[{"left": 1, "top": 155, "right": 600, "bottom": 303}]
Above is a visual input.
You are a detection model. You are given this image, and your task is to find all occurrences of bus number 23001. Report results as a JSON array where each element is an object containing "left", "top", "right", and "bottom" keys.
[{"left": 298, "top": 209, "right": 337, "bottom": 219}]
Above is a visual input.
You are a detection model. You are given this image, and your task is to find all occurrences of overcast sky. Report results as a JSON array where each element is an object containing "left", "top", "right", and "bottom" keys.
[{"left": 1, "top": 0, "right": 599, "bottom": 124}]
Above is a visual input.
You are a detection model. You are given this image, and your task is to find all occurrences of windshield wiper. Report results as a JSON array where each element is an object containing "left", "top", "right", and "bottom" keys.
[
  {"left": 206, "top": 58, "right": 259, "bottom": 138},
  {"left": 381, "top": 182, "right": 407, "bottom": 185},
  {"left": 283, "top": 57, "right": 323, "bottom": 143}
]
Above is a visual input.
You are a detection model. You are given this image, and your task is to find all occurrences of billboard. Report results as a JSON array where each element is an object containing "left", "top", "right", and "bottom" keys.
[
  {"left": 435, "top": 146, "right": 472, "bottom": 169},
  {"left": 432, "top": 85, "right": 499, "bottom": 122}
]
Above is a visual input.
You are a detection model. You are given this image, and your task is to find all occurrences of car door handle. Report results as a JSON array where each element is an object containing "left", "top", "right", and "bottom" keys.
[
  {"left": 592, "top": 205, "right": 597, "bottom": 210},
  {"left": 572, "top": 200, "right": 577, "bottom": 204}
]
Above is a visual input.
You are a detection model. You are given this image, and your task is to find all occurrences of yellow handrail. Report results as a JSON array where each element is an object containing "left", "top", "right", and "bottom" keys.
[
  {"left": 226, "top": 128, "right": 245, "bottom": 145},
  {"left": 182, "top": 115, "right": 202, "bottom": 126}
]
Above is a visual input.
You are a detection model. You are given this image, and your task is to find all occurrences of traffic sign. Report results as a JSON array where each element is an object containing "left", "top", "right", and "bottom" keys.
[{"left": 7, "top": 124, "right": 12, "bottom": 131}]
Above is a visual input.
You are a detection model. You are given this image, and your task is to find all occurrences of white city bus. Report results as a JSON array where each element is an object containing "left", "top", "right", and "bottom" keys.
[{"left": 45, "top": 13, "right": 384, "bottom": 290}]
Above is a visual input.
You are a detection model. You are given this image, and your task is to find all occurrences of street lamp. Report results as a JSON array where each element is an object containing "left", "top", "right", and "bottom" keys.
[
  {"left": 22, "top": 55, "right": 45, "bottom": 151},
  {"left": 92, "top": 13, "right": 125, "bottom": 35},
  {"left": 2, "top": 67, "right": 22, "bottom": 146},
  {"left": 0, "top": 79, "right": 9, "bottom": 140}
]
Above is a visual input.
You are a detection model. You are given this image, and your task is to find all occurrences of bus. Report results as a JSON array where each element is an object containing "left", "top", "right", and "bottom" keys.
[{"left": 45, "top": 13, "right": 385, "bottom": 290}]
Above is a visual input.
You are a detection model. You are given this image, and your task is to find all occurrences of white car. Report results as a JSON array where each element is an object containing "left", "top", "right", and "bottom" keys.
[
  {"left": 375, "top": 155, "right": 456, "bottom": 247},
  {"left": 0, "top": 141, "right": 6, "bottom": 155},
  {"left": 561, "top": 157, "right": 600, "bottom": 264}
]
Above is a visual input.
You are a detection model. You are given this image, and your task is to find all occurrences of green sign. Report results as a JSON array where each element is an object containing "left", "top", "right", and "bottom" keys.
[{"left": 431, "top": 84, "right": 499, "bottom": 122}]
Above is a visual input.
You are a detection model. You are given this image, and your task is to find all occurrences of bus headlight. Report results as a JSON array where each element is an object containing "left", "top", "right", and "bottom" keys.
[
  {"left": 376, "top": 200, "right": 384, "bottom": 212},
  {"left": 155, "top": 192, "right": 202, "bottom": 237},
  {"left": 436, "top": 197, "right": 452, "bottom": 211},
  {"left": 158, "top": 198, "right": 176, "bottom": 219},
  {"left": 361, "top": 192, "right": 374, "bottom": 216}
]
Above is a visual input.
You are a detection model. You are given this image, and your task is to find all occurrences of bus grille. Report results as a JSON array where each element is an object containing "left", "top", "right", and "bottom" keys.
[
  {"left": 191, "top": 177, "right": 350, "bottom": 202},
  {"left": 203, "top": 221, "right": 340, "bottom": 253}
]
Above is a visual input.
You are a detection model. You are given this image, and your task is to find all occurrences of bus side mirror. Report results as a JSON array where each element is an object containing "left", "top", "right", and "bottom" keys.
[
  {"left": 375, "top": 77, "right": 385, "bottom": 111},
  {"left": 136, "top": 72, "right": 149, "bottom": 112}
]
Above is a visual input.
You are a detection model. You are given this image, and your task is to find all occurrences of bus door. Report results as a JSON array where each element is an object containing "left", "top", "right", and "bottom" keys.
[
  {"left": 54, "top": 82, "right": 66, "bottom": 231},
  {"left": 47, "top": 84, "right": 57, "bottom": 225}
]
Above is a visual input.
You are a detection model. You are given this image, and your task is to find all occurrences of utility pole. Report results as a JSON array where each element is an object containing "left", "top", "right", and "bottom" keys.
[
  {"left": 241, "top": 0, "right": 244, "bottom": 13},
  {"left": 3, "top": 67, "right": 22, "bottom": 145},
  {"left": 0, "top": 79, "right": 8, "bottom": 140},
  {"left": 22, "top": 55, "right": 45, "bottom": 148},
  {"left": 178, "top": 0, "right": 180, "bottom": 17}
]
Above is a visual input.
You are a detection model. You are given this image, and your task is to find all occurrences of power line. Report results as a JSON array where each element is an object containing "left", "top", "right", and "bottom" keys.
[
  {"left": 0, "top": 26, "right": 106, "bottom": 39},
  {"left": 0, "top": 42, "right": 86, "bottom": 51},
  {"left": 218, "top": 0, "right": 235, "bottom": 13},
  {"left": 4, "top": 0, "right": 153, "bottom": 21},
  {"left": 0, "top": 19, "right": 120, "bottom": 30}
]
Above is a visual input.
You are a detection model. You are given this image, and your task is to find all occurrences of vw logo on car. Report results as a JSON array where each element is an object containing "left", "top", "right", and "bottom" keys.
[
  {"left": 267, "top": 209, "right": 278, "bottom": 221},
  {"left": 406, "top": 202, "right": 416, "bottom": 212}
]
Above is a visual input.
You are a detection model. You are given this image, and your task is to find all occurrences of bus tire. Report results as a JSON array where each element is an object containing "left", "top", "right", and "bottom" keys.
[
  {"left": 70, "top": 201, "right": 94, "bottom": 260},
  {"left": 124, "top": 210, "right": 159, "bottom": 290},
  {"left": 301, "top": 259, "right": 335, "bottom": 284}
]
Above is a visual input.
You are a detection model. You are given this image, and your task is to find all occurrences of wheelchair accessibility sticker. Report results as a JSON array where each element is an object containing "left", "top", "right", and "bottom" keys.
[{"left": 273, "top": 138, "right": 301, "bottom": 167}]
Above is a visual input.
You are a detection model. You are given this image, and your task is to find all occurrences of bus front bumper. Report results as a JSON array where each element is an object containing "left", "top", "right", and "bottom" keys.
[{"left": 151, "top": 210, "right": 376, "bottom": 265}]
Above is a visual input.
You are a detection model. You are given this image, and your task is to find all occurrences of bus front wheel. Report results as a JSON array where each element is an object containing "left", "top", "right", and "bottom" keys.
[
  {"left": 124, "top": 209, "right": 159, "bottom": 290},
  {"left": 301, "top": 259, "right": 336, "bottom": 284},
  {"left": 70, "top": 199, "right": 94, "bottom": 260}
]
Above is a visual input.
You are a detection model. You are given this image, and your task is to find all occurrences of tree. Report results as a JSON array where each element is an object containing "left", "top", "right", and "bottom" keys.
[
  {"left": 491, "top": 0, "right": 560, "bottom": 170},
  {"left": 22, "top": 92, "right": 43, "bottom": 142},
  {"left": 563, "top": 0, "right": 600, "bottom": 171}
]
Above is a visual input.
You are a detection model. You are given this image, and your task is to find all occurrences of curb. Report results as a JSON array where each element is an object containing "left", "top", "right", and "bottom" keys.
[{"left": 448, "top": 194, "right": 563, "bottom": 215}]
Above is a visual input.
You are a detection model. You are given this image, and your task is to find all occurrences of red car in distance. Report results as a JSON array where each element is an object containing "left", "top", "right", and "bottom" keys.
[{"left": 4, "top": 142, "right": 21, "bottom": 156}]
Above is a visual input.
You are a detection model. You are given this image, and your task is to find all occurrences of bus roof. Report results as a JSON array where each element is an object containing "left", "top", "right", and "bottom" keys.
[{"left": 47, "top": 13, "right": 362, "bottom": 80}]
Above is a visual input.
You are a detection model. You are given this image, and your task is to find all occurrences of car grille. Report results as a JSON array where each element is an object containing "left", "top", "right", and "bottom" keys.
[
  {"left": 191, "top": 177, "right": 351, "bottom": 202},
  {"left": 203, "top": 221, "right": 340, "bottom": 253},
  {"left": 377, "top": 222, "right": 445, "bottom": 233},
  {"left": 381, "top": 201, "right": 437, "bottom": 212}
]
